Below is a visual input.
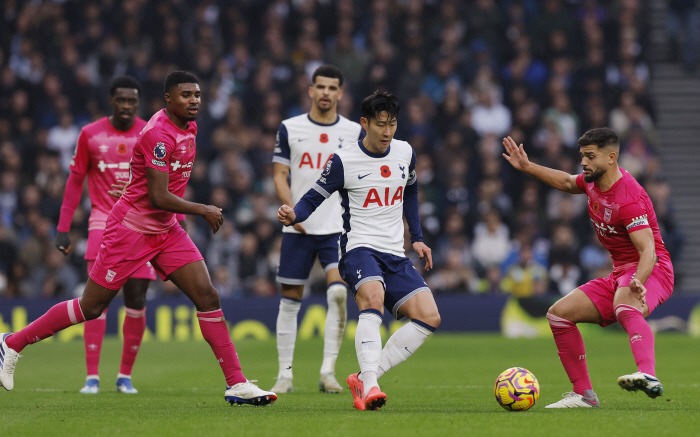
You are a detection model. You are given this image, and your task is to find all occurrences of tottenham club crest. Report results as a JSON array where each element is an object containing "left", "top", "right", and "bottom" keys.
[{"left": 154, "top": 142, "right": 167, "bottom": 160}]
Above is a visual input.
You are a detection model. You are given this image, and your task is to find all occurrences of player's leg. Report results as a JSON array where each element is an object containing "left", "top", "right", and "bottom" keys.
[
  {"left": 377, "top": 291, "right": 439, "bottom": 379},
  {"left": 153, "top": 225, "right": 272, "bottom": 403},
  {"left": 353, "top": 280, "right": 387, "bottom": 409},
  {"left": 317, "top": 234, "right": 348, "bottom": 393},
  {"left": 271, "top": 233, "right": 316, "bottom": 393},
  {"left": 115, "top": 273, "right": 150, "bottom": 394},
  {"left": 614, "top": 263, "right": 674, "bottom": 398},
  {"left": 272, "top": 283, "right": 303, "bottom": 392},
  {"left": 1, "top": 279, "right": 120, "bottom": 391},
  {"left": 375, "top": 257, "right": 438, "bottom": 380},
  {"left": 545, "top": 285, "right": 606, "bottom": 408},
  {"left": 81, "top": 232, "right": 108, "bottom": 394}
]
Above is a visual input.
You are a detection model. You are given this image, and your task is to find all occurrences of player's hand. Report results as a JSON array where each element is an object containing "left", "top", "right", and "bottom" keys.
[
  {"left": 277, "top": 205, "right": 297, "bottom": 226},
  {"left": 202, "top": 205, "right": 224, "bottom": 234},
  {"left": 108, "top": 179, "right": 129, "bottom": 199},
  {"left": 292, "top": 223, "right": 307, "bottom": 234},
  {"left": 55, "top": 231, "right": 71, "bottom": 255},
  {"left": 412, "top": 241, "right": 433, "bottom": 271},
  {"left": 629, "top": 278, "right": 647, "bottom": 307},
  {"left": 502, "top": 136, "right": 530, "bottom": 171}
]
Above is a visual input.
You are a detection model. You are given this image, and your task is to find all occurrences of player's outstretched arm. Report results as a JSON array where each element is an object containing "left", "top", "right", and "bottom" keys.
[
  {"left": 502, "top": 136, "right": 583, "bottom": 194},
  {"left": 412, "top": 241, "right": 433, "bottom": 271},
  {"left": 145, "top": 168, "right": 223, "bottom": 233}
]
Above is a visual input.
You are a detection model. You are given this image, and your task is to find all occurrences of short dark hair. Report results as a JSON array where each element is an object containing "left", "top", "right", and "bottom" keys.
[
  {"left": 164, "top": 71, "right": 199, "bottom": 94},
  {"left": 109, "top": 76, "right": 141, "bottom": 96},
  {"left": 577, "top": 127, "right": 619, "bottom": 150},
  {"left": 360, "top": 91, "right": 400, "bottom": 122},
  {"left": 312, "top": 65, "right": 344, "bottom": 87}
]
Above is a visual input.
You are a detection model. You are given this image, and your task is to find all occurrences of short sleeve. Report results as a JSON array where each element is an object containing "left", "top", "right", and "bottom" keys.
[
  {"left": 619, "top": 200, "right": 651, "bottom": 233},
  {"left": 313, "top": 153, "right": 345, "bottom": 198},
  {"left": 575, "top": 174, "right": 586, "bottom": 192},
  {"left": 141, "top": 129, "right": 174, "bottom": 172},
  {"left": 69, "top": 129, "right": 90, "bottom": 174},
  {"left": 272, "top": 123, "right": 290, "bottom": 166}
]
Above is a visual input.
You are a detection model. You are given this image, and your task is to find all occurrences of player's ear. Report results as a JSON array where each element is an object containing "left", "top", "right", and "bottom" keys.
[
  {"left": 164, "top": 92, "right": 171, "bottom": 104},
  {"left": 360, "top": 117, "right": 368, "bottom": 131},
  {"left": 337, "top": 87, "right": 344, "bottom": 101},
  {"left": 308, "top": 85, "right": 314, "bottom": 99}
]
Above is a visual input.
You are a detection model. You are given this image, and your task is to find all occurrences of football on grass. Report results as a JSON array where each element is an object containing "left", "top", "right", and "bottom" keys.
[{"left": 494, "top": 367, "right": 540, "bottom": 411}]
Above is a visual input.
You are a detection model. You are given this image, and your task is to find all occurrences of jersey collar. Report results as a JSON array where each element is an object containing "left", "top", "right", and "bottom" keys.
[
  {"left": 358, "top": 140, "right": 390, "bottom": 158},
  {"left": 306, "top": 113, "right": 340, "bottom": 126}
]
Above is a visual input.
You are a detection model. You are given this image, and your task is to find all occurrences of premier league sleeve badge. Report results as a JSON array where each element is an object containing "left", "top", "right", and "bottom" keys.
[{"left": 154, "top": 142, "right": 167, "bottom": 159}]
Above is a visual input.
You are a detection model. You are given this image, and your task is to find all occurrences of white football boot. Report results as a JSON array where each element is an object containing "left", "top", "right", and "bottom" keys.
[
  {"left": 617, "top": 372, "right": 663, "bottom": 398},
  {"left": 270, "top": 375, "right": 294, "bottom": 393},
  {"left": 318, "top": 372, "right": 343, "bottom": 393},
  {"left": 226, "top": 380, "right": 277, "bottom": 406},
  {"left": 0, "top": 333, "right": 20, "bottom": 391},
  {"left": 545, "top": 391, "right": 600, "bottom": 408},
  {"left": 80, "top": 377, "right": 100, "bottom": 394}
]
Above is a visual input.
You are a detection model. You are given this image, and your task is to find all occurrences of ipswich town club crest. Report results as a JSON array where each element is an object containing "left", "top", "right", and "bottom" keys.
[
  {"left": 604, "top": 207, "right": 612, "bottom": 222},
  {"left": 154, "top": 142, "right": 167, "bottom": 159}
]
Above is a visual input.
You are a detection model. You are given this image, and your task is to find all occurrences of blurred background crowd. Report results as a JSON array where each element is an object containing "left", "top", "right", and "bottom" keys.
[{"left": 0, "top": 0, "right": 686, "bottom": 300}]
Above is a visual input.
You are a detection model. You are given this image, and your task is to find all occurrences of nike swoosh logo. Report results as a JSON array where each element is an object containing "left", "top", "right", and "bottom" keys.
[
  {"left": 405, "top": 347, "right": 412, "bottom": 354},
  {"left": 361, "top": 341, "right": 375, "bottom": 344},
  {"left": 358, "top": 174, "right": 370, "bottom": 179}
]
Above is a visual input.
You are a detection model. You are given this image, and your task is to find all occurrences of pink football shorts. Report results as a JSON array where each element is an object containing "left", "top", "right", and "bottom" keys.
[
  {"left": 580, "top": 255, "right": 674, "bottom": 327},
  {"left": 86, "top": 229, "right": 157, "bottom": 281},
  {"left": 89, "top": 216, "right": 203, "bottom": 290}
]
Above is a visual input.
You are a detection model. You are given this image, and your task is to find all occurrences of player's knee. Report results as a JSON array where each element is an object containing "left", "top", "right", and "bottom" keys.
[
  {"left": 327, "top": 283, "right": 347, "bottom": 304},
  {"left": 423, "top": 311, "right": 441, "bottom": 329},
  {"left": 281, "top": 284, "right": 304, "bottom": 301},
  {"left": 196, "top": 286, "right": 221, "bottom": 312},
  {"left": 81, "top": 302, "right": 109, "bottom": 321}
]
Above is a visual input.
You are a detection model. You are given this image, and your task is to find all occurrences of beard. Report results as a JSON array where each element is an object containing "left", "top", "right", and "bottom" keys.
[{"left": 583, "top": 167, "right": 606, "bottom": 183}]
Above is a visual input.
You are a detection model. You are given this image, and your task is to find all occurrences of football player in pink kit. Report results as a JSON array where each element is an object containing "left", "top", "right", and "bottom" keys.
[
  {"left": 502, "top": 128, "right": 674, "bottom": 408},
  {"left": 56, "top": 76, "right": 159, "bottom": 395},
  {"left": 1, "top": 71, "right": 277, "bottom": 406}
]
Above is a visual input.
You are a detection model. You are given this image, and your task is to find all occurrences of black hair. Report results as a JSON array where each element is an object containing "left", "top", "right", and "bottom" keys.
[
  {"left": 577, "top": 127, "right": 619, "bottom": 150},
  {"left": 360, "top": 91, "right": 400, "bottom": 122},
  {"left": 312, "top": 65, "right": 344, "bottom": 87},
  {"left": 109, "top": 76, "right": 141, "bottom": 96},
  {"left": 164, "top": 71, "right": 199, "bottom": 95}
]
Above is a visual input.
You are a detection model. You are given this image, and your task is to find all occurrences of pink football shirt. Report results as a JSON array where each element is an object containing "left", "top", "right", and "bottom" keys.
[
  {"left": 576, "top": 168, "right": 669, "bottom": 269},
  {"left": 69, "top": 117, "right": 147, "bottom": 231},
  {"left": 111, "top": 109, "right": 197, "bottom": 234}
]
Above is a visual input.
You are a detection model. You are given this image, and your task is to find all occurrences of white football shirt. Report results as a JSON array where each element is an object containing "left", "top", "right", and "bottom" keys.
[{"left": 273, "top": 113, "right": 363, "bottom": 235}]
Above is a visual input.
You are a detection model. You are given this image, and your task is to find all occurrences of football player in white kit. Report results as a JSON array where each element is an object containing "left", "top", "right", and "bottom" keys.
[
  {"left": 271, "top": 65, "right": 364, "bottom": 394},
  {"left": 277, "top": 92, "right": 440, "bottom": 410}
]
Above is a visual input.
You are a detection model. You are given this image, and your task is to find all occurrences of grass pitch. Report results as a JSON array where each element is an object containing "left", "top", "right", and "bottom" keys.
[{"left": 1, "top": 332, "right": 699, "bottom": 437}]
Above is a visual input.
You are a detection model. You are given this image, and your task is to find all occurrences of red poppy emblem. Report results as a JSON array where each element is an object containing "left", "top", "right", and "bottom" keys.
[
  {"left": 380, "top": 165, "right": 391, "bottom": 178},
  {"left": 593, "top": 201, "right": 599, "bottom": 214},
  {"left": 320, "top": 133, "right": 329, "bottom": 143},
  {"left": 117, "top": 144, "right": 127, "bottom": 154}
]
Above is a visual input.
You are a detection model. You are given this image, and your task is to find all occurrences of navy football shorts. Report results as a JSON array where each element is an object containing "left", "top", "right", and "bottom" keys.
[
  {"left": 276, "top": 232, "right": 341, "bottom": 285},
  {"left": 339, "top": 247, "right": 431, "bottom": 319}
]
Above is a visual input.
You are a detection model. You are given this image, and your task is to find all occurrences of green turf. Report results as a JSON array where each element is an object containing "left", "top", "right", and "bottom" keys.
[{"left": 1, "top": 333, "right": 699, "bottom": 436}]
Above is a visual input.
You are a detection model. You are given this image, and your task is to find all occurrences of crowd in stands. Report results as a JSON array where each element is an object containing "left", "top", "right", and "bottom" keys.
[{"left": 0, "top": 0, "right": 684, "bottom": 300}]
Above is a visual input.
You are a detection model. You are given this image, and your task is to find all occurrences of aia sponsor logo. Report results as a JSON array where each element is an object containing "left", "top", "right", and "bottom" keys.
[
  {"left": 300, "top": 152, "right": 333, "bottom": 169},
  {"left": 363, "top": 186, "right": 403, "bottom": 207}
]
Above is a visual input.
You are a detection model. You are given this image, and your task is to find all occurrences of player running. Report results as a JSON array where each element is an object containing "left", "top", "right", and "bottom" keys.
[
  {"left": 277, "top": 92, "right": 440, "bottom": 410},
  {"left": 1, "top": 71, "right": 276, "bottom": 406},
  {"left": 502, "top": 128, "right": 674, "bottom": 408},
  {"left": 271, "top": 65, "right": 364, "bottom": 394},
  {"left": 56, "top": 76, "right": 161, "bottom": 395}
]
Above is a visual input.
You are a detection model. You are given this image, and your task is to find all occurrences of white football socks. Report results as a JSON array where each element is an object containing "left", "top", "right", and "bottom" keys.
[
  {"left": 377, "top": 320, "right": 434, "bottom": 378},
  {"left": 321, "top": 283, "right": 347, "bottom": 375},
  {"left": 356, "top": 310, "right": 383, "bottom": 396},
  {"left": 276, "top": 297, "right": 301, "bottom": 379}
]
